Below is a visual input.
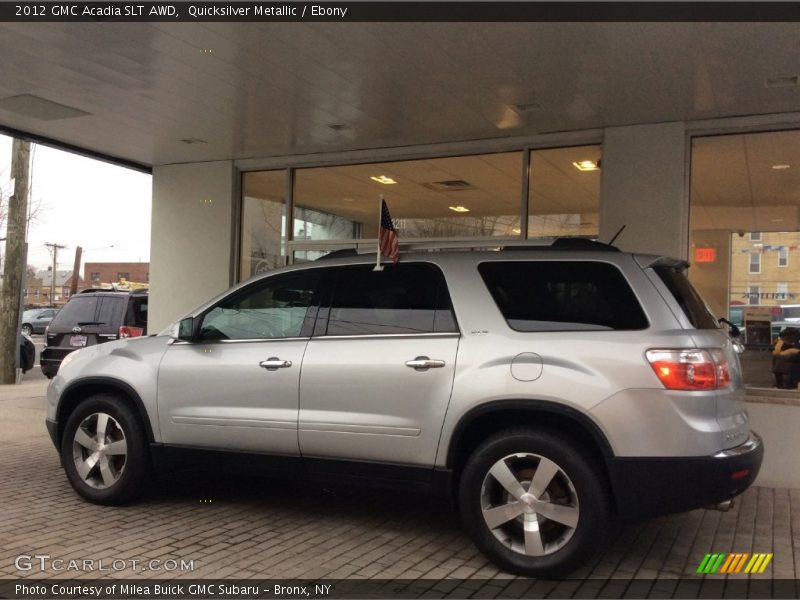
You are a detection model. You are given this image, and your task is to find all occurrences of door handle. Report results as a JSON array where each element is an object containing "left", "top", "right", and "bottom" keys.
[
  {"left": 405, "top": 356, "right": 446, "bottom": 371},
  {"left": 259, "top": 357, "right": 292, "bottom": 371}
]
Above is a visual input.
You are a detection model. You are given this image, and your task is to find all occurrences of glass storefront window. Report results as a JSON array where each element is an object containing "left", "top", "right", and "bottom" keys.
[
  {"left": 690, "top": 130, "right": 800, "bottom": 390},
  {"left": 240, "top": 170, "right": 287, "bottom": 280},
  {"left": 529, "top": 145, "right": 601, "bottom": 238},
  {"left": 293, "top": 152, "right": 523, "bottom": 242}
]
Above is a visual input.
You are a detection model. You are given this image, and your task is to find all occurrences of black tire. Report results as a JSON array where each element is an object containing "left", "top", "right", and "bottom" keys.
[
  {"left": 21, "top": 324, "right": 33, "bottom": 336},
  {"left": 458, "top": 428, "right": 610, "bottom": 578},
  {"left": 61, "top": 394, "right": 149, "bottom": 505}
]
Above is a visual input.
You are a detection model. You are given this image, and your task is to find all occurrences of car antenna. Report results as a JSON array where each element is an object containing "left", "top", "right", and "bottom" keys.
[{"left": 608, "top": 225, "right": 626, "bottom": 246}]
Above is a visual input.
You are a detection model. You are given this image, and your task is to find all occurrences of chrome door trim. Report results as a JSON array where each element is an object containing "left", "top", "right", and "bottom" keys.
[{"left": 313, "top": 333, "right": 460, "bottom": 341}]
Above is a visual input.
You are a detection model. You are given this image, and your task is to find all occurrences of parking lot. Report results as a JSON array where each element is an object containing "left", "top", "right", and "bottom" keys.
[{"left": 1, "top": 379, "right": 798, "bottom": 598}]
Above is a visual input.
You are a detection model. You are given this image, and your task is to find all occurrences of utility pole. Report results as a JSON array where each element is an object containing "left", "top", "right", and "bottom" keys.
[
  {"left": 45, "top": 242, "right": 66, "bottom": 306},
  {"left": 0, "top": 139, "right": 31, "bottom": 384},
  {"left": 70, "top": 246, "right": 82, "bottom": 297}
]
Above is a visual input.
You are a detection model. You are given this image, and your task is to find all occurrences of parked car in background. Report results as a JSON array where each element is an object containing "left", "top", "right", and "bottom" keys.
[
  {"left": 21, "top": 307, "right": 58, "bottom": 335},
  {"left": 45, "top": 241, "right": 761, "bottom": 577},
  {"left": 40, "top": 289, "right": 147, "bottom": 378}
]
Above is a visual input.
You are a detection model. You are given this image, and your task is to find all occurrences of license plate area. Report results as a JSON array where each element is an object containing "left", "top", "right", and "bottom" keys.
[{"left": 69, "top": 335, "right": 88, "bottom": 347}]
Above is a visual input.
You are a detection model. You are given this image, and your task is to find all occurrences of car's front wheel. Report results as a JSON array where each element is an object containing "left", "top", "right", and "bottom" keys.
[
  {"left": 458, "top": 428, "right": 610, "bottom": 578},
  {"left": 61, "top": 394, "right": 149, "bottom": 505}
]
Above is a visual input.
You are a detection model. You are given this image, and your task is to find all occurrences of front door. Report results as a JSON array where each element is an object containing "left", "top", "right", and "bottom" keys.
[{"left": 158, "top": 270, "right": 322, "bottom": 455}]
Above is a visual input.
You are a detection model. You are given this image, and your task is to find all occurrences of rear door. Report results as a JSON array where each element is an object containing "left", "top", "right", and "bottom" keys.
[{"left": 298, "top": 263, "right": 459, "bottom": 468}]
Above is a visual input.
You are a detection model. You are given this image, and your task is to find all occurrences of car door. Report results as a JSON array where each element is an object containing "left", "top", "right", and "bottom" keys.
[
  {"left": 35, "top": 309, "right": 56, "bottom": 332},
  {"left": 298, "top": 263, "right": 459, "bottom": 468},
  {"left": 157, "top": 269, "right": 322, "bottom": 455}
]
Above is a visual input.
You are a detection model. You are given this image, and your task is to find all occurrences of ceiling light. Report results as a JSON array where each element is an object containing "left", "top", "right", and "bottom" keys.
[
  {"left": 772, "top": 164, "right": 791, "bottom": 170},
  {"left": 573, "top": 160, "right": 600, "bottom": 172},
  {"left": 512, "top": 228, "right": 521, "bottom": 234},
  {"left": 449, "top": 206, "right": 470, "bottom": 213},
  {"left": 370, "top": 175, "right": 397, "bottom": 185}
]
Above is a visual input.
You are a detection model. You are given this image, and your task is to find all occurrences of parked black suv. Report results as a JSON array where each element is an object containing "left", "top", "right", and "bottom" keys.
[{"left": 40, "top": 290, "right": 148, "bottom": 378}]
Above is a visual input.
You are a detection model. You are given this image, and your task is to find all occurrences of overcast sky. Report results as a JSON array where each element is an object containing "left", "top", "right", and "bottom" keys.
[{"left": 0, "top": 133, "right": 152, "bottom": 277}]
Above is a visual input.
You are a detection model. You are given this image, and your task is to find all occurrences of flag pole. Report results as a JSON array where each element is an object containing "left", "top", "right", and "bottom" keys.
[{"left": 374, "top": 194, "right": 384, "bottom": 272}]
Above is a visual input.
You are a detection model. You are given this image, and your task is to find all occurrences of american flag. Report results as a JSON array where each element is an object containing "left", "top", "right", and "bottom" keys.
[{"left": 379, "top": 199, "right": 399, "bottom": 264}]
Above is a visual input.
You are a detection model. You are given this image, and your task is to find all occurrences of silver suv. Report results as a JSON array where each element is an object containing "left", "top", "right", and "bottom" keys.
[{"left": 45, "top": 241, "right": 763, "bottom": 577}]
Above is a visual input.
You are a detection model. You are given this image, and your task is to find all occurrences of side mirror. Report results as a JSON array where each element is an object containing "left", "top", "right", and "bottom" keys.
[{"left": 176, "top": 316, "right": 196, "bottom": 342}]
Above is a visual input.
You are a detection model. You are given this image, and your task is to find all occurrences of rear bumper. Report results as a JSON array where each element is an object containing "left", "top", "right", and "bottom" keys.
[
  {"left": 607, "top": 431, "right": 763, "bottom": 520},
  {"left": 40, "top": 347, "right": 75, "bottom": 376}
]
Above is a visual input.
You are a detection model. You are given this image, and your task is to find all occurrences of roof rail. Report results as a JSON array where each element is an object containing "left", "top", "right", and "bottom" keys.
[{"left": 309, "top": 237, "right": 619, "bottom": 256}]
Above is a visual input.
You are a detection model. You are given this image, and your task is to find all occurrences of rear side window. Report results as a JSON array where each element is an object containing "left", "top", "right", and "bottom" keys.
[
  {"left": 324, "top": 263, "right": 457, "bottom": 336},
  {"left": 654, "top": 266, "right": 719, "bottom": 329},
  {"left": 125, "top": 297, "right": 148, "bottom": 330},
  {"left": 49, "top": 296, "right": 98, "bottom": 328},
  {"left": 479, "top": 261, "right": 648, "bottom": 331}
]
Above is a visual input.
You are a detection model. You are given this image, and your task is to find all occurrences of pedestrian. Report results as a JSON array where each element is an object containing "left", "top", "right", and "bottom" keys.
[{"left": 773, "top": 327, "right": 800, "bottom": 389}]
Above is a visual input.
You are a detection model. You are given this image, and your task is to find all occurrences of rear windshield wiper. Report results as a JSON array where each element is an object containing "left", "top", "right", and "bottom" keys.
[{"left": 76, "top": 321, "right": 106, "bottom": 326}]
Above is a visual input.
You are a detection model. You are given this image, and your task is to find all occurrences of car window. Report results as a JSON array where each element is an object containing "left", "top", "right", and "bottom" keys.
[
  {"left": 40, "top": 310, "right": 55, "bottom": 319},
  {"left": 654, "top": 266, "right": 719, "bottom": 329},
  {"left": 97, "top": 297, "right": 124, "bottom": 328},
  {"left": 125, "top": 297, "right": 148, "bottom": 330},
  {"left": 479, "top": 261, "right": 649, "bottom": 331},
  {"left": 199, "top": 271, "right": 321, "bottom": 340},
  {"left": 49, "top": 296, "right": 99, "bottom": 328},
  {"left": 324, "top": 263, "right": 458, "bottom": 336}
]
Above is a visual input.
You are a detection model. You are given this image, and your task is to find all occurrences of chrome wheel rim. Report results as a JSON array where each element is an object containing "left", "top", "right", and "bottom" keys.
[
  {"left": 71, "top": 412, "right": 127, "bottom": 489},
  {"left": 480, "top": 452, "right": 579, "bottom": 557}
]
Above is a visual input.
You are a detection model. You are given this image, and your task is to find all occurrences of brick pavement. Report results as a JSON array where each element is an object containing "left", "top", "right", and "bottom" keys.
[{"left": 1, "top": 382, "right": 799, "bottom": 598}]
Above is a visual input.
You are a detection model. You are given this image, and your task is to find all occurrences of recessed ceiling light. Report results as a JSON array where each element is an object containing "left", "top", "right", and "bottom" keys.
[
  {"left": 512, "top": 228, "right": 521, "bottom": 234},
  {"left": 573, "top": 160, "right": 600, "bottom": 172},
  {"left": 370, "top": 176, "right": 397, "bottom": 185},
  {"left": 772, "top": 164, "right": 791, "bottom": 170},
  {"left": 449, "top": 206, "right": 470, "bottom": 213}
]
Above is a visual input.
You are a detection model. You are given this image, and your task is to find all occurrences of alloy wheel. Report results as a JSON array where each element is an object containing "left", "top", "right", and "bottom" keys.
[
  {"left": 480, "top": 452, "right": 579, "bottom": 557},
  {"left": 71, "top": 412, "right": 128, "bottom": 489}
]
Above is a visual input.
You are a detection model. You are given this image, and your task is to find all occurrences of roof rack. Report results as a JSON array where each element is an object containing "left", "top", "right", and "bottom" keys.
[{"left": 312, "top": 237, "right": 618, "bottom": 260}]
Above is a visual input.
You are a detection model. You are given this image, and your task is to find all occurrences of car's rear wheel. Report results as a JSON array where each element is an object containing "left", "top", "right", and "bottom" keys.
[
  {"left": 21, "top": 324, "right": 33, "bottom": 336},
  {"left": 61, "top": 394, "right": 148, "bottom": 505},
  {"left": 458, "top": 428, "right": 610, "bottom": 578}
]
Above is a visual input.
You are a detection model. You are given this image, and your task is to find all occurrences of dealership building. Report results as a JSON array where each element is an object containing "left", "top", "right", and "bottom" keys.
[{"left": 1, "top": 16, "right": 799, "bottom": 386}]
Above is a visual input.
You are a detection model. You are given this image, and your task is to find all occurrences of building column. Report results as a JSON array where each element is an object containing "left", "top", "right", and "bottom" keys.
[
  {"left": 600, "top": 122, "right": 689, "bottom": 259},
  {"left": 149, "top": 161, "right": 236, "bottom": 332}
]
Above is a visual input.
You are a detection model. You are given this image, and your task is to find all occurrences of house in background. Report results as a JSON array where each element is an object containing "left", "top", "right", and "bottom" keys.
[
  {"left": 83, "top": 262, "right": 149, "bottom": 287},
  {"left": 25, "top": 269, "right": 83, "bottom": 307}
]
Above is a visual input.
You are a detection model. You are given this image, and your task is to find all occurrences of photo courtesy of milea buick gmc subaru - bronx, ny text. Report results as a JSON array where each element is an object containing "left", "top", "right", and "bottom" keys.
[{"left": 44, "top": 239, "right": 763, "bottom": 577}]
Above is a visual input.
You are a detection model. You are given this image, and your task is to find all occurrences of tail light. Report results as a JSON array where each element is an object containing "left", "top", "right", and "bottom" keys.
[
  {"left": 645, "top": 349, "right": 731, "bottom": 391},
  {"left": 119, "top": 326, "right": 144, "bottom": 339}
]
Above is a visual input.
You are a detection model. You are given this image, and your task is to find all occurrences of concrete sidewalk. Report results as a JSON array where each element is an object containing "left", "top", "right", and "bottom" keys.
[{"left": 1, "top": 380, "right": 799, "bottom": 596}]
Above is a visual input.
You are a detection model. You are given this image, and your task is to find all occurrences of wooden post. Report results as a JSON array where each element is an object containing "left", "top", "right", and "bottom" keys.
[
  {"left": 70, "top": 246, "right": 82, "bottom": 297},
  {"left": 0, "top": 139, "right": 31, "bottom": 383}
]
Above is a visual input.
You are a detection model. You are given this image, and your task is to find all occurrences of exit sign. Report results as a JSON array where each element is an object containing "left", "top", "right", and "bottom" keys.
[{"left": 695, "top": 247, "right": 717, "bottom": 263}]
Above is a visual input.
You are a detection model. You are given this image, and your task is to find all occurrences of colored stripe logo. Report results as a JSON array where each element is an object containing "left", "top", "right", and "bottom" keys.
[{"left": 697, "top": 553, "right": 773, "bottom": 574}]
